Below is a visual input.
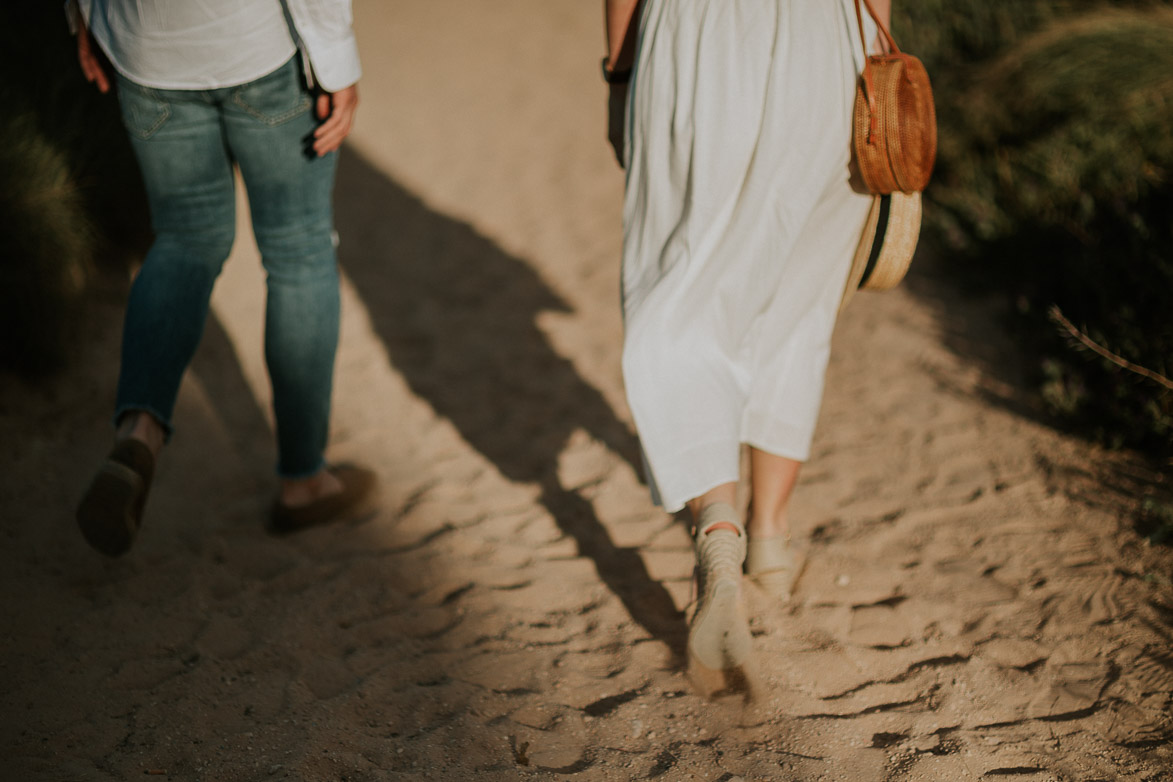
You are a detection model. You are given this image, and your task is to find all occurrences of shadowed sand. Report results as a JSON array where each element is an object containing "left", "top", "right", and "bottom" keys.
[{"left": 1, "top": 1, "right": 1171, "bottom": 779}]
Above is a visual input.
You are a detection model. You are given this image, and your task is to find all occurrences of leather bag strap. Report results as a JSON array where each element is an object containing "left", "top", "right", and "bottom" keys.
[
  {"left": 854, "top": 0, "right": 901, "bottom": 142},
  {"left": 854, "top": 0, "right": 900, "bottom": 58}
]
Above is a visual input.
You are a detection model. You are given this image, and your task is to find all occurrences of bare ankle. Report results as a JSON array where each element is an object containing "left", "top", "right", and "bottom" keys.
[
  {"left": 747, "top": 509, "right": 790, "bottom": 540},
  {"left": 700, "top": 521, "right": 741, "bottom": 537},
  {"left": 280, "top": 467, "right": 342, "bottom": 507},
  {"left": 117, "top": 412, "right": 165, "bottom": 457}
]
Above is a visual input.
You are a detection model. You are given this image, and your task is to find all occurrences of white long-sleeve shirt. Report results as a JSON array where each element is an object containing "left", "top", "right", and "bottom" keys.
[{"left": 74, "top": 0, "right": 360, "bottom": 92}]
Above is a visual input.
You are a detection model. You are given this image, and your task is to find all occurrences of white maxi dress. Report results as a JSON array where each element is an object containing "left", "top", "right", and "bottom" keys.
[{"left": 621, "top": 0, "right": 876, "bottom": 512}]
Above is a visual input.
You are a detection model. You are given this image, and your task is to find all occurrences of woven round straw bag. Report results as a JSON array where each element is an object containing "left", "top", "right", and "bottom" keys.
[
  {"left": 852, "top": 51, "right": 937, "bottom": 195},
  {"left": 842, "top": 0, "right": 936, "bottom": 307}
]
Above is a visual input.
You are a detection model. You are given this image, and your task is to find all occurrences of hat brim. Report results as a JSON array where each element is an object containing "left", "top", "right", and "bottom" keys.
[{"left": 840, "top": 190, "right": 922, "bottom": 311}]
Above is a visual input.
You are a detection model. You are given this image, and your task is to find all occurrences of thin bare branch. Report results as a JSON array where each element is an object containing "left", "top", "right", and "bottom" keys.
[{"left": 1049, "top": 305, "right": 1173, "bottom": 392}]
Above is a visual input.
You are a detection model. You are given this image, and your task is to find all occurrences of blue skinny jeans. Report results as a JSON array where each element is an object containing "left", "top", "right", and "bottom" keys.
[{"left": 114, "top": 56, "right": 340, "bottom": 479}]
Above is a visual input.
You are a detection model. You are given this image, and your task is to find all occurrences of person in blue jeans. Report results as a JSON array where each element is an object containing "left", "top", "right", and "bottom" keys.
[{"left": 72, "top": 0, "right": 375, "bottom": 556}]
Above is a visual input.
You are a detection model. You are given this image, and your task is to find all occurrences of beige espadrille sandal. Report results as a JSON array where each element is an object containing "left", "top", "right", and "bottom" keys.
[
  {"left": 688, "top": 502, "right": 752, "bottom": 670},
  {"left": 745, "top": 536, "right": 803, "bottom": 603}
]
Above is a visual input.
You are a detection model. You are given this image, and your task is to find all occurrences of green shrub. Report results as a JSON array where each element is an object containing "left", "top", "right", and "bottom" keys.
[
  {"left": 0, "top": 3, "right": 147, "bottom": 374},
  {"left": 0, "top": 117, "right": 94, "bottom": 374},
  {"left": 901, "top": 2, "right": 1173, "bottom": 459}
]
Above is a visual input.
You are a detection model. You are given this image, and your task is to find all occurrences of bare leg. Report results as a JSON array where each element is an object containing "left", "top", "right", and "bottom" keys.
[
  {"left": 744, "top": 447, "right": 802, "bottom": 601},
  {"left": 746, "top": 447, "right": 800, "bottom": 540}
]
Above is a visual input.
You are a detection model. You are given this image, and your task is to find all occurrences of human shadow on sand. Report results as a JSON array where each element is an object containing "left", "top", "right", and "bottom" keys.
[{"left": 334, "top": 147, "right": 685, "bottom": 652}]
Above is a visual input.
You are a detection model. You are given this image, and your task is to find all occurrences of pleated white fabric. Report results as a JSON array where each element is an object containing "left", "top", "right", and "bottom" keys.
[{"left": 621, "top": 0, "right": 876, "bottom": 512}]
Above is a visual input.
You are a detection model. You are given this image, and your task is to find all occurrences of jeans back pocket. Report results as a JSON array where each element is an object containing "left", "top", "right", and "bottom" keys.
[
  {"left": 230, "top": 57, "right": 312, "bottom": 127},
  {"left": 116, "top": 78, "right": 171, "bottom": 140}
]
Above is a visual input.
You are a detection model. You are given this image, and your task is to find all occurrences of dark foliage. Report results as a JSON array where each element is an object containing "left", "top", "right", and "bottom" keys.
[
  {"left": 0, "top": 2, "right": 147, "bottom": 374},
  {"left": 900, "top": 1, "right": 1173, "bottom": 459}
]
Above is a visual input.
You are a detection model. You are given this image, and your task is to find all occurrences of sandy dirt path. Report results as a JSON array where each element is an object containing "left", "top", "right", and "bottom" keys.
[{"left": 3, "top": 1, "right": 1172, "bottom": 779}]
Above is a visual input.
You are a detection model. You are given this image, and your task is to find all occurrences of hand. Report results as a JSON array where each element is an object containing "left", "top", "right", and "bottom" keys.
[
  {"left": 607, "top": 81, "right": 629, "bottom": 168},
  {"left": 77, "top": 22, "right": 110, "bottom": 93},
  {"left": 312, "top": 84, "right": 358, "bottom": 156}
]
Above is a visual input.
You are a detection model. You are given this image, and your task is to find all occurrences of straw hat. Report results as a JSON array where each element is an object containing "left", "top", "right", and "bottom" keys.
[{"left": 840, "top": 190, "right": 921, "bottom": 311}]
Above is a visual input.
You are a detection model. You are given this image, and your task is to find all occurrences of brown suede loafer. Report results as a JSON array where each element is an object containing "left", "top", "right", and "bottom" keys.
[
  {"left": 76, "top": 438, "right": 156, "bottom": 557},
  {"left": 268, "top": 464, "right": 377, "bottom": 534}
]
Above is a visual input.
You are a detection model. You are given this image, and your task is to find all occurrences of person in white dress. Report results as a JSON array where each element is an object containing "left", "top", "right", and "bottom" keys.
[{"left": 604, "top": 0, "right": 887, "bottom": 671}]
